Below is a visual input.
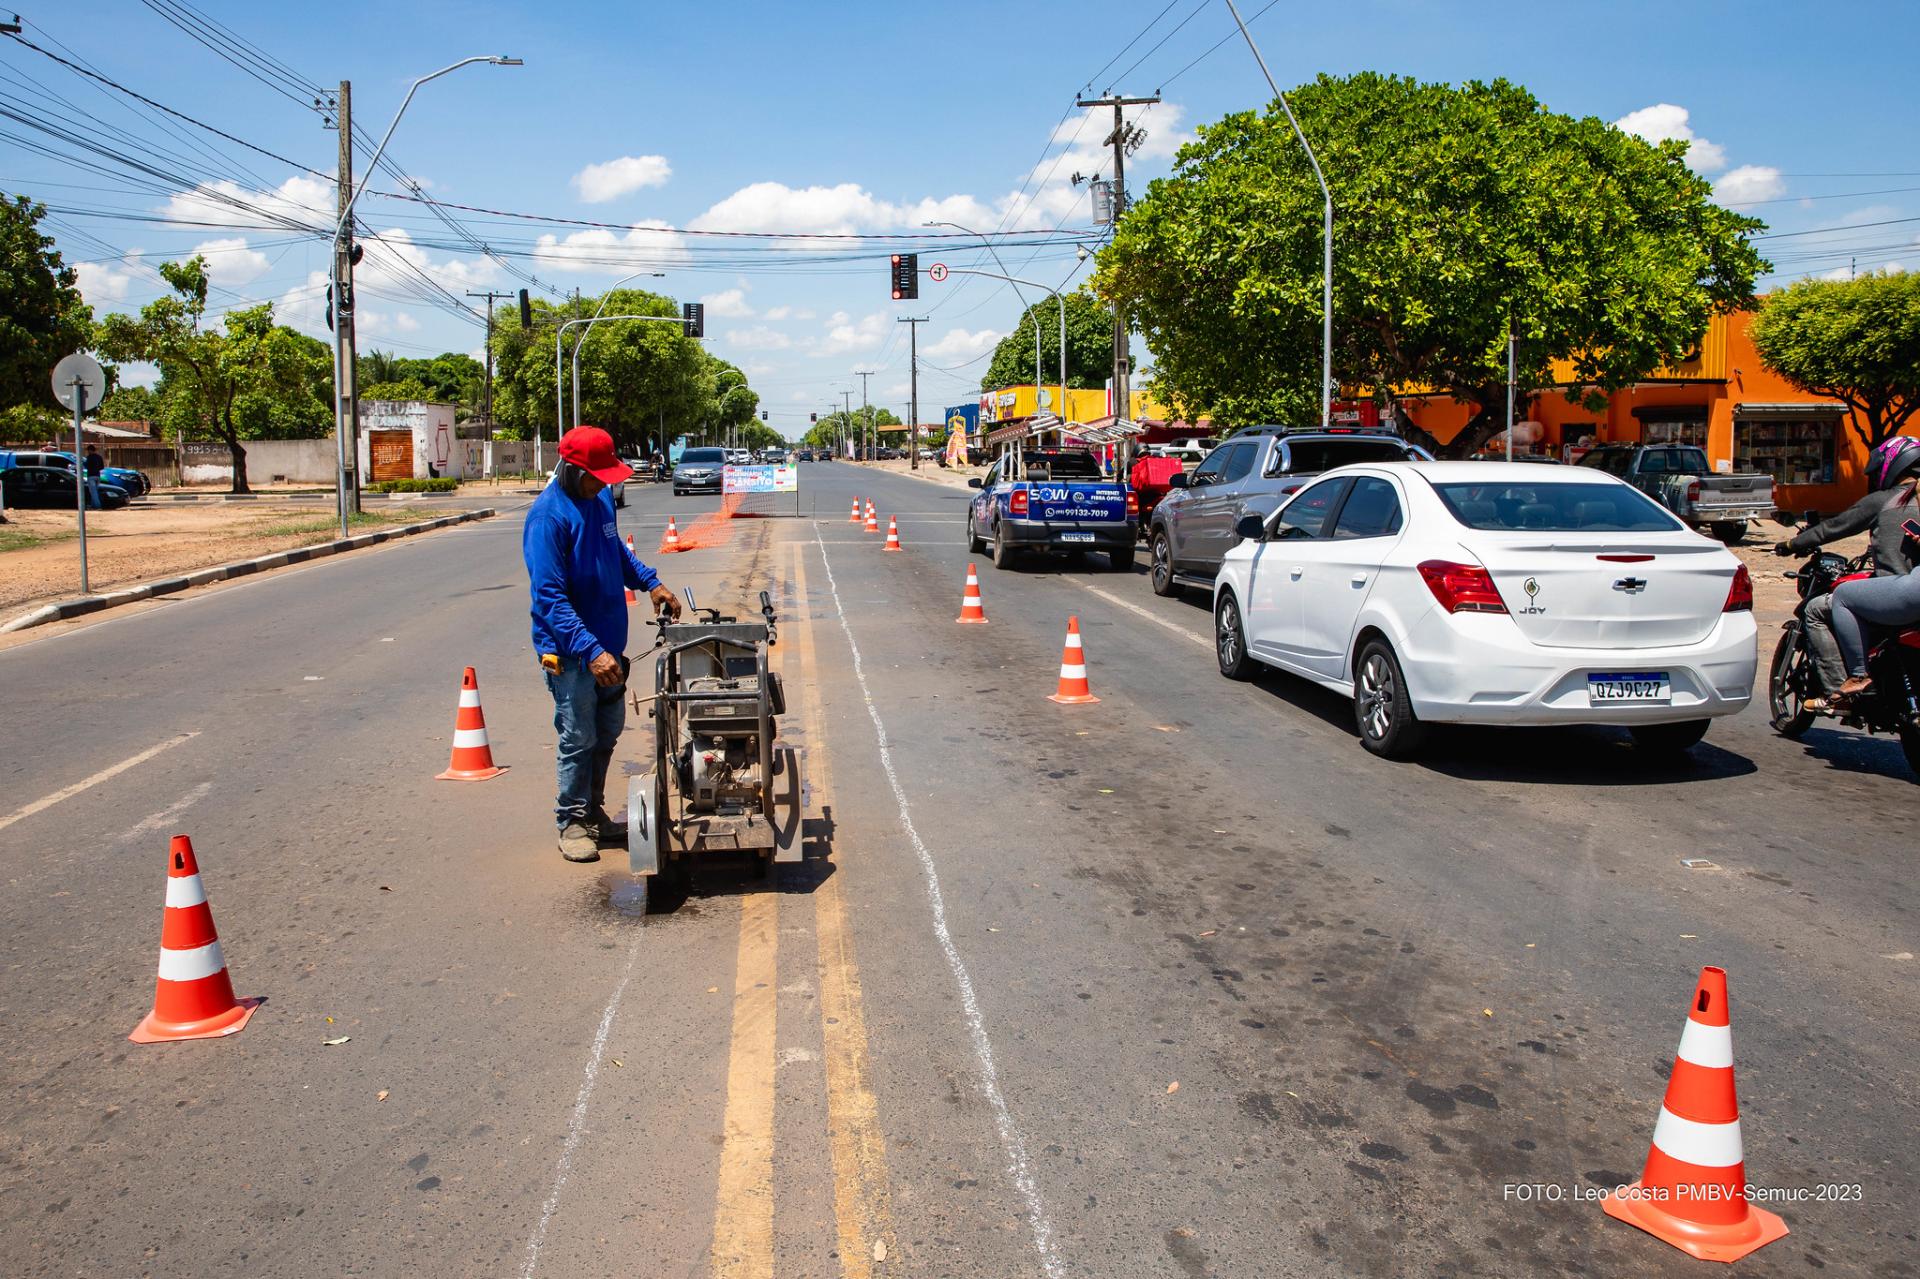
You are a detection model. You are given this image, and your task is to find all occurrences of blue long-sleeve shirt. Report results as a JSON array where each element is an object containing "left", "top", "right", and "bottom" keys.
[{"left": 523, "top": 481, "right": 660, "bottom": 664}]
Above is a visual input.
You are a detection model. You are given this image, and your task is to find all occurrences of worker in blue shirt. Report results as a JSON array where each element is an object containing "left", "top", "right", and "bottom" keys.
[{"left": 523, "top": 426, "right": 681, "bottom": 862}]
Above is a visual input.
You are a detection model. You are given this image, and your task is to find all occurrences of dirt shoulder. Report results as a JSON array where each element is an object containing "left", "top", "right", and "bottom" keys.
[{"left": 0, "top": 503, "right": 427, "bottom": 617}]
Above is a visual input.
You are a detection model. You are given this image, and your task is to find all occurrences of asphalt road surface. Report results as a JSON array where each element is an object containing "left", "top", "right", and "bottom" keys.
[{"left": 1, "top": 462, "right": 1913, "bottom": 1278}]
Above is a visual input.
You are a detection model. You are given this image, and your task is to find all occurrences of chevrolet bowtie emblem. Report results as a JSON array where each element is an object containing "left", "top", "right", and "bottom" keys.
[{"left": 1613, "top": 577, "right": 1648, "bottom": 594}]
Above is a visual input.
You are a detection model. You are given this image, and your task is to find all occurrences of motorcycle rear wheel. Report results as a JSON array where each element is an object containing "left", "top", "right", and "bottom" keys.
[{"left": 1768, "top": 626, "right": 1817, "bottom": 739}]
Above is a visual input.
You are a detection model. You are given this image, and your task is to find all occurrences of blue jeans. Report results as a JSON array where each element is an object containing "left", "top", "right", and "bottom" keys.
[
  {"left": 545, "top": 656, "right": 626, "bottom": 829},
  {"left": 1831, "top": 566, "right": 1920, "bottom": 678},
  {"left": 84, "top": 475, "right": 102, "bottom": 508}
]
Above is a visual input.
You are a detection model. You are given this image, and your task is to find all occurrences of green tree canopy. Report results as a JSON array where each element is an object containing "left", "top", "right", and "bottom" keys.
[
  {"left": 94, "top": 257, "right": 321, "bottom": 491},
  {"left": 1095, "top": 73, "right": 1768, "bottom": 454},
  {"left": 1750, "top": 271, "right": 1920, "bottom": 449},
  {"left": 0, "top": 193, "right": 94, "bottom": 411},
  {"left": 356, "top": 349, "right": 483, "bottom": 413},
  {"left": 802, "top": 407, "right": 900, "bottom": 451},
  {"left": 980, "top": 290, "right": 1114, "bottom": 392}
]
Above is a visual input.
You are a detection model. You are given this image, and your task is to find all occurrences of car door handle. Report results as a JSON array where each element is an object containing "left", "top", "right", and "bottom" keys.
[
  {"left": 1289, "top": 567, "right": 1303, "bottom": 579},
  {"left": 1351, "top": 573, "right": 1368, "bottom": 586}
]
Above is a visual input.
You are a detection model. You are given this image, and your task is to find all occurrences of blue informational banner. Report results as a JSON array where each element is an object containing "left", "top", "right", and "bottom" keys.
[
  {"left": 944, "top": 403, "right": 980, "bottom": 436},
  {"left": 723, "top": 464, "right": 798, "bottom": 494}
]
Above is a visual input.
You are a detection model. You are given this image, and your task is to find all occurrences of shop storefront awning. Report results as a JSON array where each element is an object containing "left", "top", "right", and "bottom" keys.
[{"left": 1733, "top": 402, "right": 1850, "bottom": 419}]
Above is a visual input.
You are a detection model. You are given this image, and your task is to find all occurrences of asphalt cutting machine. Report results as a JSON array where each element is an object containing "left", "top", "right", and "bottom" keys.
[{"left": 629, "top": 588, "right": 803, "bottom": 886}]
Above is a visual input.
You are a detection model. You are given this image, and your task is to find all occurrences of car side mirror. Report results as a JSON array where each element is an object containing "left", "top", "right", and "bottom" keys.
[
  {"left": 967, "top": 477, "right": 983, "bottom": 488},
  {"left": 1235, "top": 514, "right": 1267, "bottom": 541},
  {"left": 1167, "top": 471, "right": 1190, "bottom": 489}
]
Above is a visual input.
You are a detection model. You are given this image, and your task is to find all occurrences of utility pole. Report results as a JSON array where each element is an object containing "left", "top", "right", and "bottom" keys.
[
  {"left": 898, "top": 318, "right": 927, "bottom": 470},
  {"left": 333, "top": 80, "right": 361, "bottom": 517},
  {"left": 854, "top": 370, "right": 874, "bottom": 461},
  {"left": 1077, "top": 91, "right": 1158, "bottom": 474},
  {"left": 464, "top": 289, "right": 512, "bottom": 439}
]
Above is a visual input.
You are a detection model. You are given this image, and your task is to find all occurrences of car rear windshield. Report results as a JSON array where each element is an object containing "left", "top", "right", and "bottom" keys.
[
  {"left": 1431, "top": 481, "right": 1683, "bottom": 532},
  {"left": 1281, "top": 439, "right": 1416, "bottom": 472},
  {"left": 680, "top": 449, "right": 726, "bottom": 463},
  {"left": 1022, "top": 451, "right": 1103, "bottom": 479}
]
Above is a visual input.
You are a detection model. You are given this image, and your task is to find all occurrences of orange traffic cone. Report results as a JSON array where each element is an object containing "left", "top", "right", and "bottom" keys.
[
  {"left": 956, "top": 563, "right": 988, "bottom": 624},
  {"left": 130, "top": 835, "right": 261, "bottom": 1043},
  {"left": 864, "top": 506, "right": 879, "bottom": 534},
  {"left": 1047, "top": 616, "right": 1100, "bottom": 704},
  {"left": 625, "top": 534, "right": 638, "bottom": 604},
  {"left": 436, "top": 666, "right": 507, "bottom": 781},
  {"left": 849, "top": 498, "right": 861, "bottom": 523},
  {"left": 883, "top": 516, "right": 903, "bottom": 551},
  {"left": 1601, "top": 966, "right": 1788, "bottom": 1262},
  {"left": 662, "top": 515, "right": 681, "bottom": 551}
]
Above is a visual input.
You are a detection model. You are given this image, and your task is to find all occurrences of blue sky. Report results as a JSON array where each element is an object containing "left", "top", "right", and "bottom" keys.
[{"left": 10, "top": 0, "right": 1918, "bottom": 433}]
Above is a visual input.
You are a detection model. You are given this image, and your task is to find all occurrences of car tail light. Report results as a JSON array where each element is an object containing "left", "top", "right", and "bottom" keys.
[
  {"left": 1009, "top": 489, "right": 1028, "bottom": 516},
  {"left": 1723, "top": 563, "right": 1753, "bottom": 612},
  {"left": 1417, "top": 560, "right": 1508, "bottom": 614},
  {"left": 1686, "top": 480, "right": 1701, "bottom": 504},
  {"left": 1125, "top": 490, "right": 1138, "bottom": 517}
]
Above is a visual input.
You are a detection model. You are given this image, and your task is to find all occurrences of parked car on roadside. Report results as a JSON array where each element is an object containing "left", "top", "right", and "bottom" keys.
[
  {"left": 1210, "top": 461, "right": 1756, "bottom": 759},
  {"left": 1150, "top": 426, "right": 1431, "bottom": 596},
  {"left": 2, "top": 465, "right": 130, "bottom": 509},
  {"left": 673, "top": 447, "right": 728, "bottom": 495},
  {"left": 9, "top": 450, "right": 150, "bottom": 496},
  {"left": 1160, "top": 436, "right": 1220, "bottom": 464},
  {"left": 1575, "top": 444, "right": 1773, "bottom": 544}
]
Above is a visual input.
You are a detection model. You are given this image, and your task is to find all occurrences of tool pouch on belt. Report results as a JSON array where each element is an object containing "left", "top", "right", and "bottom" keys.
[{"left": 540, "top": 653, "right": 563, "bottom": 675}]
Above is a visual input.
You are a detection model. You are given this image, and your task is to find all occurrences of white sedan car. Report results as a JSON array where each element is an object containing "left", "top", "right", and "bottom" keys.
[{"left": 1211, "top": 462, "right": 1757, "bottom": 758}]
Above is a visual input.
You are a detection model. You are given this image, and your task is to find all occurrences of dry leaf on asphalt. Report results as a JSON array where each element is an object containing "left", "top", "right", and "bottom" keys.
[
  {"left": 1198, "top": 930, "right": 1216, "bottom": 938},
  {"left": 376, "top": 1090, "right": 389, "bottom": 1102},
  {"left": 612, "top": 1059, "right": 623, "bottom": 1068},
  {"left": 874, "top": 1240, "right": 887, "bottom": 1262},
  {"left": 1166, "top": 1081, "right": 1180, "bottom": 1094},
  {"left": 322, "top": 1036, "right": 350, "bottom": 1046},
  {"left": 1483, "top": 1009, "right": 1494, "bottom": 1017}
]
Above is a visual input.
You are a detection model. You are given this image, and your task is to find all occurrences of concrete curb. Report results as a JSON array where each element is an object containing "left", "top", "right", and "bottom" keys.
[{"left": 0, "top": 508, "right": 498, "bottom": 634}]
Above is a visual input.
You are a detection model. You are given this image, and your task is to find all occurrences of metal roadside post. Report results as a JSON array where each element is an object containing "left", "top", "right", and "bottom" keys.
[{"left": 52, "top": 352, "right": 106, "bottom": 596}]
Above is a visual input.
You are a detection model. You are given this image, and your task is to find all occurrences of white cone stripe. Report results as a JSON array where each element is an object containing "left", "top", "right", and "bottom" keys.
[
  {"left": 164, "top": 875, "right": 207, "bottom": 909},
  {"left": 157, "top": 939, "right": 226, "bottom": 983},
  {"left": 1650, "top": 1106, "right": 1744, "bottom": 1168},
  {"left": 459, "top": 689, "right": 482, "bottom": 708},
  {"left": 1676, "top": 1019, "right": 1735, "bottom": 1069},
  {"left": 1064, "top": 636, "right": 1084, "bottom": 650},
  {"left": 1059, "top": 663, "right": 1088, "bottom": 679},
  {"left": 453, "top": 727, "right": 490, "bottom": 749}
]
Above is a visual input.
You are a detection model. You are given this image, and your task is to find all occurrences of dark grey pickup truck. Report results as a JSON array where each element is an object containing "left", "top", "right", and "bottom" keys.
[{"left": 1575, "top": 444, "right": 1774, "bottom": 544}]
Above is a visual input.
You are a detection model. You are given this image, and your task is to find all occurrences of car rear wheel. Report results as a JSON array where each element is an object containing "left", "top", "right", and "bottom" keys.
[
  {"left": 991, "top": 522, "right": 1017, "bottom": 570},
  {"left": 1214, "top": 593, "right": 1255, "bottom": 681},
  {"left": 1628, "top": 719, "right": 1710, "bottom": 755},
  {"left": 1150, "top": 531, "right": 1180, "bottom": 597},
  {"left": 1354, "top": 638, "right": 1426, "bottom": 759},
  {"left": 1711, "top": 521, "right": 1748, "bottom": 546}
]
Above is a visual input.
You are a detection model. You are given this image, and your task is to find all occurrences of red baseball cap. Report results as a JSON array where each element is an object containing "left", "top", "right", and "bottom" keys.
[{"left": 557, "top": 426, "right": 632, "bottom": 486}]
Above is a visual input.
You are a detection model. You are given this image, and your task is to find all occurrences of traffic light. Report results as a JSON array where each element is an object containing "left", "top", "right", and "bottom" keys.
[
  {"left": 682, "top": 301, "right": 705, "bottom": 338},
  {"left": 890, "top": 253, "right": 918, "bottom": 300},
  {"left": 760, "top": 410, "right": 769, "bottom": 421},
  {"left": 809, "top": 413, "right": 817, "bottom": 423},
  {"left": 518, "top": 288, "right": 532, "bottom": 330}
]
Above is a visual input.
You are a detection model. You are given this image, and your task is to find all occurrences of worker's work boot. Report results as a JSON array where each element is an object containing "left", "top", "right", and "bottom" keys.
[
  {"left": 588, "top": 805, "right": 628, "bottom": 842},
  {"left": 558, "top": 822, "right": 600, "bottom": 863}
]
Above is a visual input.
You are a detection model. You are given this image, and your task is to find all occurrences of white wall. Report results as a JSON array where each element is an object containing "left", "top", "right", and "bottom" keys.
[{"left": 355, "top": 401, "right": 461, "bottom": 480}]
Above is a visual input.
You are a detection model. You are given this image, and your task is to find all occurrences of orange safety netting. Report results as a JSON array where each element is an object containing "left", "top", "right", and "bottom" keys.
[{"left": 658, "top": 493, "right": 762, "bottom": 552}]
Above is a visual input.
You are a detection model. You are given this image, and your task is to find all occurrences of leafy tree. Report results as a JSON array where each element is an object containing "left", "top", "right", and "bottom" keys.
[
  {"left": 0, "top": 194, "right": 94, "bottom": 412},
  {"left": 94, "top": 257, "right": 319, "bottom": 492},
  {"left": 1750, "top": 271, "right": 1920, "bottom": 449},
  {"left": 1095, "top": 73, "right": 1769, "bottom": 454},
  {"left": 802, "top": 407, "right": 900, "bottom": 451},
  {"left": 360, "top": 377, "right": 436, "bottom": 403},
  {"left": 356, "top": 349, "right": 483, "bottom": 413},
  {"left": 980, "top": 290, "right": 1114, "bottom": 392},
  {"left": 97, "top": 383, "right": 159, "bottom": 423}
]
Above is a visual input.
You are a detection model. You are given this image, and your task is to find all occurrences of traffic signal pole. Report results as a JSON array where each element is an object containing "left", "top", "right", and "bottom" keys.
[{"left": 1076, "top": 91, "right": 1158, "bottom": 472}]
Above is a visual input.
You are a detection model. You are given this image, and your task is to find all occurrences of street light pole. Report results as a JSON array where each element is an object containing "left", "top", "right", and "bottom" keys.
[
  {"left": 549, "top": 313, "right": 688, "bottom": 471},
  {"left": 570, "top": 270, "right": 667, "bottom": 430},
  {"left": 925, "top": 219, "right": 1052, "bottom": 418},
  {"left": 939, "top": 267, "right": 1066, "bottom": 435},
  {"left": 1222, "top": 0, "right": 1333, "bottom": 429},
  {"left": 328, "top": 54, "right": 521, "bottom": 537}
]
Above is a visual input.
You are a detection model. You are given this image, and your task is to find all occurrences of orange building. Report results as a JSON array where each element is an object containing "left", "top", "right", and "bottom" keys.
[{"left": 1400, "top": 311, "right": 1870, "bottom": 515}]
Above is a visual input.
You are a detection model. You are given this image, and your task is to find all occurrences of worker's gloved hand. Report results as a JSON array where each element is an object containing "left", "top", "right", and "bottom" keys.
[
  {"left": 649, "top": 585, "right": 682, "bottom": 619},
  {"left": 588, "top": 651, "right": 624, "bottom": 688},
  {"left": 1772, "top": 541, "right": 1796, "bottom": 557}
]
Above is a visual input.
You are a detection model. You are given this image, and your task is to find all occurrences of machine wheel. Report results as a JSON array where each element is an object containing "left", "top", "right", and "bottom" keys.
[
  {"left": 967, "top": 512, "right": 986, "bottom": 553},
  {"left": 1150, "top": 531, "right": 1180, "bottom": 597},
  {"left": 991, "top": 522, "right": 1017, "bottom": 570},
  {"left": 1629, "top": 719, "right": 1710, "bottom": 756},
  {"left": 1768, "top": 627, "right": 1817, "bottom": 739},
  {"left": 1354, "top": 638, "right": 1427, "bottom": 759},
  {"left": 1108, "top": 545, "right": 1136, "bottom": 572},
  {"left": 1214, "top": 592, "right": 1256, "bottom": 682},
  {"left": 1711, "top": 521, "right": 1748, "bottom": 546}
]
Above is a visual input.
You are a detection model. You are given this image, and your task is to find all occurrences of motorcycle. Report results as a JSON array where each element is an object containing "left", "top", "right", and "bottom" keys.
[{"left": 1768, "top": 534, "right": 1920, "bottom": 778}]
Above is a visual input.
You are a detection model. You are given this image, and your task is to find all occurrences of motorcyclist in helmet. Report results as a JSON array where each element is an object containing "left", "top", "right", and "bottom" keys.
[{"left": 1773, "top": 435, "right": 1920, "bottom": 702}]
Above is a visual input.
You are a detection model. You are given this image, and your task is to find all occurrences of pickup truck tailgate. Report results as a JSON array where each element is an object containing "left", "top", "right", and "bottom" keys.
[{"left": 1025, "top": 481, "right": 1130, "bottom": 526}]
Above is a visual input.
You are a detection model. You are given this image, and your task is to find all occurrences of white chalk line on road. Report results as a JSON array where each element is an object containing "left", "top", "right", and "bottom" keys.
[
  {"left": 519, "top": 931, "right": 641, "bottom": 1279},
  {"left": 1061, "top": 577, "right": 1212, "bottom": 651},
  {"left": 117, "top": 780, "right": 213, "bottom": 843},
  {"left": 812, "top": 527, "right": 1063, "bottom": 1279},
  {"left": 0, "top": 732, "right": 200, "bottom": 835}
]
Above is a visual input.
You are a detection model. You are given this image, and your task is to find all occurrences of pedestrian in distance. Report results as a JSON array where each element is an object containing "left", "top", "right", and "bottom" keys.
[
  {"left": 524, "top": 425, "right": 682, "bottom": 863},
  {"left": 82, "top": 444, "right": 105, "bottom": 509}
]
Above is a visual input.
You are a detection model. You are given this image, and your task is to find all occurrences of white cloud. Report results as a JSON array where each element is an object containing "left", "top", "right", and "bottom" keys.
[
  {"left": 701, "top": 286, "right": 753, "bottom": 318},
  {"left": 1715, "top": 165, "right": 1785, "bottom": 204},
  {"left": 74, "top": 258, "right": 135, "bottom": 305},
  {"left": 571, "top": 154, "right": 672, "bottom": 203},
  {"left": 692, "top": 182, "right": 892, "bottom": 236},
  {"left": 811, "top": 310, "right": 889, "bottom": 358},
  {"left": 192, "top": 236, "right": 271, "bottom": 289},
  {"left": 1613, "top": 104, "right": 1727, "bottom": 173},
  {"left": 923, "top": 327, "right": 1002, "bottom": 361},
  {"left": 723, "top": 325, "right": 792, "bottom": 351},
  {"left": 531, "top": 220, "right": 690, "bottom": 272},
  {"left": 161, "top": 174, "right": 334, "bottom": 232}
]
